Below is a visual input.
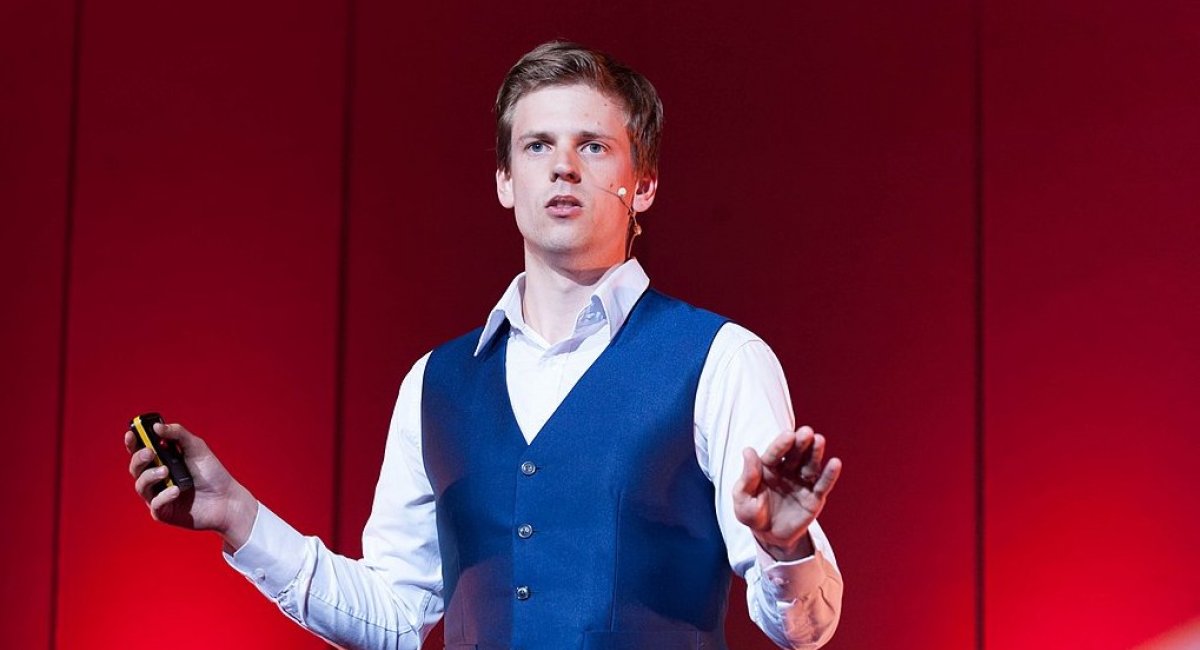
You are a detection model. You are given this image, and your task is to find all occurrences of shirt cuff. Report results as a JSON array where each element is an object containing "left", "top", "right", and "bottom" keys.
[
  {"left": 754, "top": 537, "right": 836, "bottom": 603},
  {"left": 753, "top": 527, "right": 840, "bottom": 604},
  {"left": 222, "top": 502, "right": 308, "bottom": 598}
]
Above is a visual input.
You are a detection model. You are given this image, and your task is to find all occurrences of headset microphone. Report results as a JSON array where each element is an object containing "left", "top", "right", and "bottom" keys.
[
  {"left": 613, "top": 186, "right": 641, "bottom": 259},
  {"left": 590, "top": 183, "right": 642, "bottom": 259}
]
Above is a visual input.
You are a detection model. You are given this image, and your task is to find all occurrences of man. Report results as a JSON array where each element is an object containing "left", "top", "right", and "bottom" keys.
[{"left": 127, "top": 41, "right": 844, "bottom": 649}]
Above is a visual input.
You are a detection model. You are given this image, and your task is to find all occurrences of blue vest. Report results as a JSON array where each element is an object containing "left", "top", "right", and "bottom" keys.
[{"left": 422, "top": 290, "right": 732, "bottom": 650}]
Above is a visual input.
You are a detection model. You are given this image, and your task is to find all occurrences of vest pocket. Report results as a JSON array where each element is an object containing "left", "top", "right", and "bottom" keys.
[{"left": 582, "top": 631, "right": 711, "bottom": 649}]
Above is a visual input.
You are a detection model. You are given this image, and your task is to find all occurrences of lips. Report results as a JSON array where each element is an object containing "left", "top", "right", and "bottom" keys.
[
  {"left": 545, "top": 194, "right": 583, "bottom": 217},
  {"left": 546, "top": 195, "right": 582, "bottom": 208}
]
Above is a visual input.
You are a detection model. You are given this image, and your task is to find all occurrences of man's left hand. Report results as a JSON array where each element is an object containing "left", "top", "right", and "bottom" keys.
[{"left": 732, "top": 426, "right": 843, "bottom": 562}]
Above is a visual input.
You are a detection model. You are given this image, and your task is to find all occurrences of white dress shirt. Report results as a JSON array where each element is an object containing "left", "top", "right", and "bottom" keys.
[{"left": 227, "top": 259, "right": 843, "bottom": 649}]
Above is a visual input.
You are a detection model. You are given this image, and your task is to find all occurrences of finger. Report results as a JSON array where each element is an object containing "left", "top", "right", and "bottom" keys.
[
  {"left": 128, "top": 447, "right": 156, "bottom": 479},
  {"left": 782, "top": 426, "right": 815, "bottom": 472},
  {"left": 812, "top": 456, "right": 843, "bottom": 499},
  {"left": 149, "top": 484, "right": 181, "bottom": 518},
  {"left": 759, "top": 430, "right": 796, "bottom": 467},
  {"left": 135, "top": 465, "right": 169, "bottom": 502},
  {"left": 800, "top": 433, "right": 826, "bottom": 484},
  {"left": 123, "top": 430, "right": 138, "bottom": 454}
]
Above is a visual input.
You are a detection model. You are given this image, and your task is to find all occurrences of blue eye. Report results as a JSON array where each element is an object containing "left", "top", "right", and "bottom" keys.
[
  {"left": 527, "top": 142, "right": 547, "bottom": 153},
  {"left": 584, "top": 142, "right": 605, "bottom": 154}
]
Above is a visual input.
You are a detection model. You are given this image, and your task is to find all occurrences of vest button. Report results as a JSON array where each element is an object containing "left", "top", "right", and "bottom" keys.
[
  {"left": 515, "top": 585, "right": 531, "bottom": 600},
  {"left": 517, "top": 523, "right": 534, "bottom": 539},
  {"left": 519, "top": 461, "right": 537, "bottom": 476}
]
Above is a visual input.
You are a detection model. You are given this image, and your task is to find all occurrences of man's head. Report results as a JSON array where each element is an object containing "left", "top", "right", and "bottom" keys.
[
  {"left": 494, "top": 42, "right": 664, "bottom": 270},
  {"left": 495, "top": 41, "right": 664, "bottom": 185}
]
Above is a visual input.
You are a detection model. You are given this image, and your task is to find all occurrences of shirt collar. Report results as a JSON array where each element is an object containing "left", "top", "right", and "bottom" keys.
[{"left": 474, "top": 258, "right": 650, "bottom": 356}]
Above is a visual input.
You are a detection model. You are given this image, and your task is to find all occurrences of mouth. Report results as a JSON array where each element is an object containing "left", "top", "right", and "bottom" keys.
[{"left": 545, "top": 194, "right": 583, "bottom": 217}]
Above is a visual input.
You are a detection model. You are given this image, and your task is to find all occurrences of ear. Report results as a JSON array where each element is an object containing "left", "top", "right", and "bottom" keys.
[
  {"left": 496, "top": 168, "right": 514, "bottom": 209},
  {"left": 632, "top": 174, "right": 658, "bottom": 213}
]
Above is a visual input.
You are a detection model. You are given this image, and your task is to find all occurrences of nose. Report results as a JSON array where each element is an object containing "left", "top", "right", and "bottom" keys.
[{"left": 551, "top": 150, "right": 581, "bottom": 184}]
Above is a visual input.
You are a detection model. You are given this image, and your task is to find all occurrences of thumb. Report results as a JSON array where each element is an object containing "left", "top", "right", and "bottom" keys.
[
  {"left": 733, "top": 448, "right": 766, "bottom": 530},
  {"left": 736, "top": 447, "right": 763, "bottom": 498},
  {"left": 154, "top": 422, "right": 205, "bottom": 455}
]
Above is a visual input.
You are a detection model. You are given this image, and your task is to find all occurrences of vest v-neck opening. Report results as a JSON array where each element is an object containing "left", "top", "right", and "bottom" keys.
[{"left": 496, "top": 289, "right": 652, "bottom": 449}]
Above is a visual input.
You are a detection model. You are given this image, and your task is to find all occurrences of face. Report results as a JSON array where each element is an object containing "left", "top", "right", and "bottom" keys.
[{"left": 496, "top": 84, "right": 657, "bottom": 271}]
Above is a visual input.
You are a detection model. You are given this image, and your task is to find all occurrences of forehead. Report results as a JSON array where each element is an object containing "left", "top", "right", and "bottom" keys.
[{"left": 511, "top": 84, "right": 630, "bottom": 139}]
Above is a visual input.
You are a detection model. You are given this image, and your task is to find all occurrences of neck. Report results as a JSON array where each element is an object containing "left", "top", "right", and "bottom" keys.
[{"left": 521, "top": 248, "right": 624, "bottom": 345}]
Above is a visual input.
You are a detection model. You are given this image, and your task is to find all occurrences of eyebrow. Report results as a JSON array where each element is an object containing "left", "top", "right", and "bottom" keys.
[
  {"left": 576, "top": 130, "right": 616, "bottom": 143},
  {"left": 516, "top": 130, "right": 618, "bottom": 143}
]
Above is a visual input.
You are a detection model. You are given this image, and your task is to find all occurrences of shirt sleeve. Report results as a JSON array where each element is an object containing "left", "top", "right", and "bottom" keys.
[
  {"left": 224, "top": 352, "right": 443, "bottom": 649},
  {"left": 696, "top": 324, "right": 843, "bottom": 649}
]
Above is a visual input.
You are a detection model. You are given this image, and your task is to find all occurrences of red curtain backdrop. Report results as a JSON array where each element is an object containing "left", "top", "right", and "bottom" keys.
[
  {"left": 983, "top": 2, "right": 1200, "bottom": 648},
  {"left": 1, "top": 1, "right": 1195, "bottom": 648}
]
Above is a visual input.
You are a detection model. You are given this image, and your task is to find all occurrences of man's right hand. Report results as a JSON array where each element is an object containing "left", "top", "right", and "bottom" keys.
[{"left": 125, "top": 422, "right": 258, "bottom": 553}]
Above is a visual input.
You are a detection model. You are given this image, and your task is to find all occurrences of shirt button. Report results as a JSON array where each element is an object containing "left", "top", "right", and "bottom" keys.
[
  {"left": 515, "top": 585, "right": 531, "bottom": 600},
  {"left": 253, "top": 568, "right": 266, "bottom": 582},
  {"left": 517, "top": 523, "right": 534, "bottom": 539},
  {"left": 520, "top": 461, "right": 537, "bottom": 476}
]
